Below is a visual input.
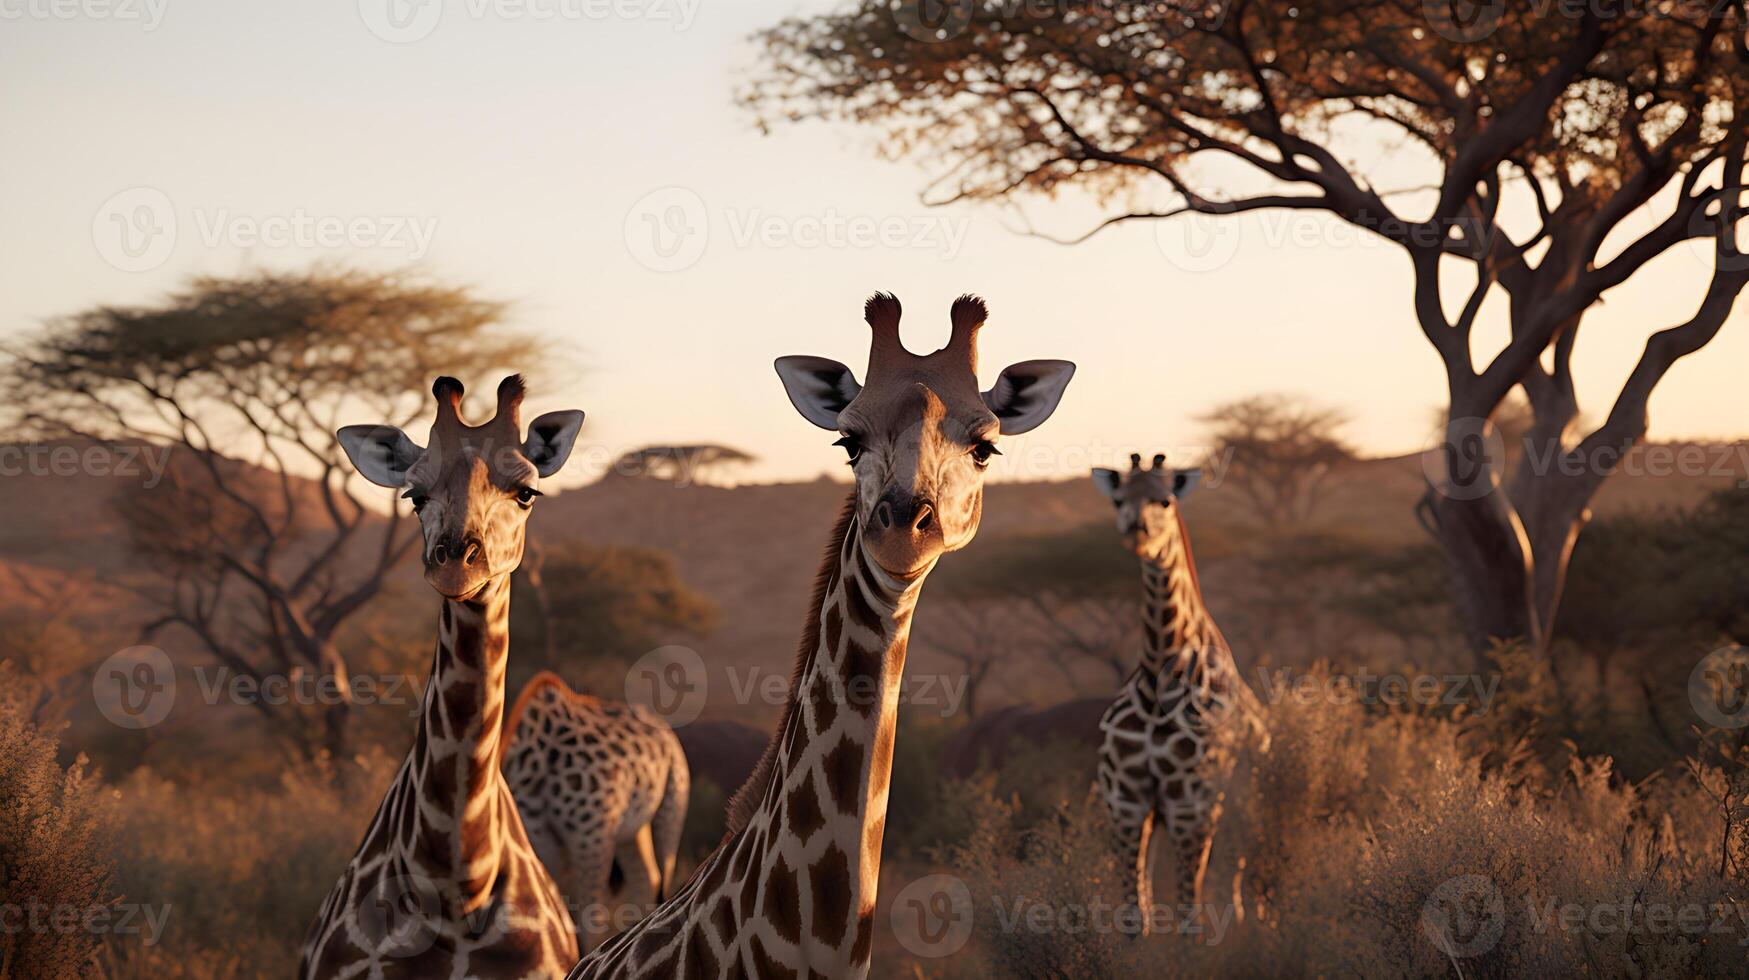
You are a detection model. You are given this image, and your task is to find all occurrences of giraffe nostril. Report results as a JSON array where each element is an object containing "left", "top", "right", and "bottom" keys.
[
  {"left": 874, "top": 501, "right": 894, "bottom": 530},
  {"left": 431, "top": 544, "right": 449, "bottom": 565},
  {"left": 462, "top": 540, "right": 483, "bottom": 566},
  {"left": 911, "top": 503, "right": 934, "bottom": 533}
]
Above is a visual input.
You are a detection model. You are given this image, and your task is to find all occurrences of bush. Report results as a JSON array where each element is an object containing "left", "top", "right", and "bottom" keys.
[
  {"left": 103, "top": 750, "right": 400, "bottom": 978},
  {"left": 937, "top": 667, "right": 1749, "bottom": 979},
  {"left": 0, "top": 677, "right": 117, "bottom": 979}
]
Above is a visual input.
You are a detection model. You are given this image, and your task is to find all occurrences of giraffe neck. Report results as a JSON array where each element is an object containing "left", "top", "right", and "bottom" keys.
[
  {"left": 411, "top": 574, "right": 516, "bottom": 907},
  {"left": 1138, "top": 508, "right": 1216, "bottom": 676},
  {"left": 725, "top": 496, "right": 928, "bottom": 970}
]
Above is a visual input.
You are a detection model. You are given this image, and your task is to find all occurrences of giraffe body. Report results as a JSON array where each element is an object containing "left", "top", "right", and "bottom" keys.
[
  {"left": 302, "top": 376, "right": 587, "bottom": 979},
  {"left": 502, "top": 671, "right": 691, "bottom": 950},
  {"left": 564, "top": 293, "right": 1075, "bottom": 978},
  {"left": 1092, "top": 455, "right": 1266, "bottom": 936}
]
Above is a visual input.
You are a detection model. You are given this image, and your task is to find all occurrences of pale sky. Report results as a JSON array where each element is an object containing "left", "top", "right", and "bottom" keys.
[{"left": 4, "top": 0, "right": 1745, "bottom": 486}]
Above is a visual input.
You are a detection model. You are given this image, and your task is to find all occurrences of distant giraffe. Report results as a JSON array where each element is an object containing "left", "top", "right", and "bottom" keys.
[
  {"left": 300, "top": 376, "right": 585, "bottom": 979},
  {"left": 1091, "top": 452, "right": 1267, "bottom": 937},
  {"left": 501, "top": 671, "right": 690, "bottom": 953},
  {"left": 564, "top": 293, "right": 1075, "bottom": 978}
]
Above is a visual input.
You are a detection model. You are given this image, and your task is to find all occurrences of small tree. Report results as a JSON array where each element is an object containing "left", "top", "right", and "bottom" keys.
[
  {"left": 4, "top": 269, "right": 538, "bottom": 760},
  {"left": 513, "top": 539, "right": 718, "bottom": 690},
  {"left": 751, "top": 1, "right": 1749, "bottom": 658},
  {"left": 1198, "top": 395, "right": 1355, "bottom": 525},
  {"left": 608, "top": 444, "right": 758, "bottom": 486}
]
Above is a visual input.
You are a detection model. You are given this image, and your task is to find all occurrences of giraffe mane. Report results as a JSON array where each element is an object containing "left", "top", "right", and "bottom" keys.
[{"left": 722, "top": 492, "right": 858, "bottom": 838}]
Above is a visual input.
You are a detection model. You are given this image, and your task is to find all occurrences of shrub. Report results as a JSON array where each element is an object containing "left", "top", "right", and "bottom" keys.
[{"left": 0, "top": 678, "right": 117, "bottom": 979}]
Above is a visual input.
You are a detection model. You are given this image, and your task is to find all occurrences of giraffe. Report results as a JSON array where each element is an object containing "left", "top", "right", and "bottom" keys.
[
  {"left": 300, "top": 375, "right": 585, "bottom": 980},
  {"left": 501, "top": 670, "right": 691, "bottom": 953},
  {"left": 563, "top": 292, "right": 1074, "bottom": 979},
  {"left": 1091, "top": 452, "right": 1267, "bottom": 938}
]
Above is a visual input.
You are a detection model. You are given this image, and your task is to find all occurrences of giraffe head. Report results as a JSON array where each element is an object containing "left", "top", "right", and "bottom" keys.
[
  {"left": 1092, "top": 452, "right": 1202, "bottom": 560},
  {"left": 337, "top": 376, "right": 585, "bottom": 600},
  {"left": 776, "top": 292, "right": 1075, "bottom": 576}
]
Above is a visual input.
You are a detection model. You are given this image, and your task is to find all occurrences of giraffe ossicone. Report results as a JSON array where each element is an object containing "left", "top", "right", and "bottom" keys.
[
  {"left": 301, "top": 375, "right": 585, "bottom": 980},
  {"left": 566, "top": 293, "right": 1074, "bottom": 979},
  {"left": 1092, "top": 450, "right": 1268, "bottom": 939}
]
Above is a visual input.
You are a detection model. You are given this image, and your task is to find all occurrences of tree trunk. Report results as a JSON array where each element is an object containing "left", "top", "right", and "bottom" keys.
[{"left": 1418, "top": 489, "right": 1540, "bottom": 661}]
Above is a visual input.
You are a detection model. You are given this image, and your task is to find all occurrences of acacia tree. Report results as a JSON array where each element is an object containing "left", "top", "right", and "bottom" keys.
[
  {"left": 5, "top": 270, "right": 537, "bottom": 760},
  {"left": 1198, "top": 394, "right": 1355, "bottom": 525},
  {"left": 752, "top": 1, "right": 1749, "bottom": 656}
]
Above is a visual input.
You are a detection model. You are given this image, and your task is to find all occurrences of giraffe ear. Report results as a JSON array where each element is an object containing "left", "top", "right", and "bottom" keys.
[
  {"left": 774, "top": 356, "right": 861, "bottom": 430},
  {"left": 1173, "top": 469, "right": 1203, "bottom": 498},
  {"left": 984, "top": 360, "right": 1075, "bottom": 435},
  {"left": 523, "top": 410, "right": 586, "bottom": 477},
  {"left": 338, "top": 425, "right": 423, "bottom": 488},
  {"left": 1091, "top": 467, "right": 1122, "bottom": 499}
]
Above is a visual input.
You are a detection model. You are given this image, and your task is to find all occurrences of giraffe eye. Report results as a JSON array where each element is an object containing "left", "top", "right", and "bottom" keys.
[
  {"left": 516, "top": 486, "right": 542, "bottom": 506},
  {"left": 971, "top": 440, "right": 1000, "bottom": 467},
  {"left": 403, "top": 489, "right": 429, "bottom": 513},
  {"left": 833, "top": 435, "right": 862, "bottom": 465}
]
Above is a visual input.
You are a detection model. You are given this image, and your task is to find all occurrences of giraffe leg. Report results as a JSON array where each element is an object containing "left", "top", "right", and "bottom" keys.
[
  {"left": 568, "top": 830, "right": 618, "bottom": 955},
  {"left": 1102, "top": 793, "right": 1156, "bottom": 936},
  {"left": 650, "top": 754, "right": 690, "bottom": 902},
  {"left": 1166, "top": 807, "right": 1216, "bottom": 943},
  {"left": 627, "top": 823, "right": 662, "bottom": 914}
]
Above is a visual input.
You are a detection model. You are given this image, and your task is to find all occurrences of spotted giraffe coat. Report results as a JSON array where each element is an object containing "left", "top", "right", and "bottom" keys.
[
  {"left": 300, "top": 580, "right": 578, "bottom": 979},
  {"left": 1097, "top": 505, "right": 1266, "bottom": 932},
  {"left": 564, "top": 498, "right": 917, "bottom": 979},
  {"left": 501, "top": 672, "right": 690, "bottom": 950}
]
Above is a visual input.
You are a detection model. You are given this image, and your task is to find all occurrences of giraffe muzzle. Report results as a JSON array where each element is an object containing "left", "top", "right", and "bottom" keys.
[
  {"left": 426, "top": 535, "right": 490, "bottom": 598},
  {"left": 865, "top": 491, "right": 943, "bottom": 575}
]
